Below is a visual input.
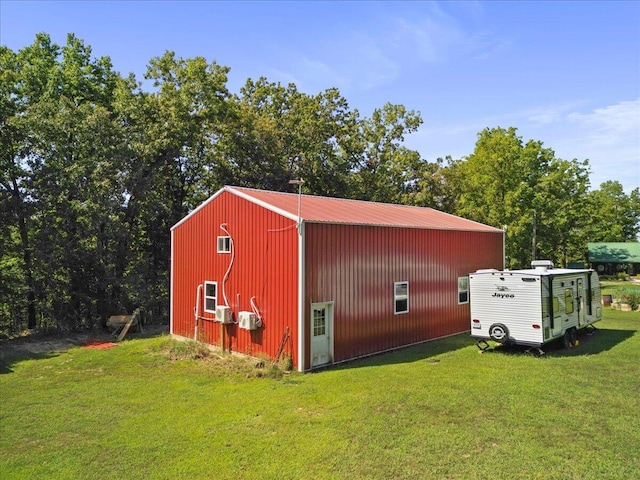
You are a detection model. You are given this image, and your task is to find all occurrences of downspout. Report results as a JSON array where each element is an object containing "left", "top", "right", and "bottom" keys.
[
  {"left": 297, "top": 221, "right": 305, "bottom": 372},
  {"left": 194, "top": 284, "right": 203, "bottom": 341}
]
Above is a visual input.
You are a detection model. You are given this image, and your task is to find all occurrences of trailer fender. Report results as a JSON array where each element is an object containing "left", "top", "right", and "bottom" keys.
[{"left": 488, "top": 323, "right": 510, "bottom": 343}]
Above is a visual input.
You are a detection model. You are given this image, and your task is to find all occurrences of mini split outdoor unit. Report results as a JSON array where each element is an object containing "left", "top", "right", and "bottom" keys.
[
  {"left": 215, "top": 305, "right": 232, "bottom": 324},
  {"left": 238, "top": 311, "right": 257, "bottom": 330}
]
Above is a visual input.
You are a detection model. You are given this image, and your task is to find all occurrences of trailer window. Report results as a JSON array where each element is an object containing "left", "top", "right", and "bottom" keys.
[
  {"left": 565, "top": 289, "right": 574, "bottom": 314},
  {"left": 204, "top": 281, "right": 218, "bottom": 313},
  {"left": 458, "top": 276, "right": 469, "bottom": 304},
  {"left": 394, "top": 281, "right": 409, "bottom": 314}
]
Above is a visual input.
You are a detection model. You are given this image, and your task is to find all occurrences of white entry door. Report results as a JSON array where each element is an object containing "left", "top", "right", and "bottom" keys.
[{"left": 310, "top": 302, "right": 333, "bottom": 368}]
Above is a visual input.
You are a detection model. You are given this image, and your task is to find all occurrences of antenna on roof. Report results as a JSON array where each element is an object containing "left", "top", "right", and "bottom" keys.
[{"left": 288, "top": 178, "right": 305, "bottom": 235}]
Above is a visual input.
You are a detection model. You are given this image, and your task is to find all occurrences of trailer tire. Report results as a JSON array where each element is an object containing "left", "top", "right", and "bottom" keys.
[
  {"left": 563, "top": 328, "right": 577, "bottom": 349},
  {"left": 489, "top": 323, "right": 509, "bottom": 343}
]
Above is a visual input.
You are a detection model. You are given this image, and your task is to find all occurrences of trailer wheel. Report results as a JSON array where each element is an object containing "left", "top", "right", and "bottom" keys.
[
  {"left": 488, "top": 323, "right": 509, "bottom": 343},
  {"left": 563, "top": 328, "right": 577, "bottom": 349}
]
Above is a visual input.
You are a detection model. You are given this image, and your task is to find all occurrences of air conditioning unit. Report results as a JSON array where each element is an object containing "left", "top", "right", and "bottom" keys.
[
  {"left": 238, "top": 311, "right": 257, "bottom": 330},
  {"left": 215, "top": 305, "right": 232, "bottom": 324}
]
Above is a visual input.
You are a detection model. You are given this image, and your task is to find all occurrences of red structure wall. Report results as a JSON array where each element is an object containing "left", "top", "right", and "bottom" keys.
[
  {"left": 171, "top": 191, "right": 299, "bottom": 366},
  {"left": 303, "top": 224, "right": 504, "bottom": 367}
]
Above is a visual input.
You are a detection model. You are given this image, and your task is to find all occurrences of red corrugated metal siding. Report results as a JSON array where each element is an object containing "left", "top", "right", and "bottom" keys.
[
  {"left": 171, "top": 191, "right": 299, "bottom": 366},
  {"left": 304, "top": 223, "right": 503, "bottom": 367}
]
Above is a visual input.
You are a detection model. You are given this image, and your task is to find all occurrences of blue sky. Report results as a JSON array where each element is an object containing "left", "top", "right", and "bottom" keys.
[{"left": 2, "top": 1, "right": 639, "bottom": 192}]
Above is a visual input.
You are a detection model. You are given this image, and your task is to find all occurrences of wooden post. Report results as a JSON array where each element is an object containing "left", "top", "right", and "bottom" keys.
[{"left": 220, "top": 322, "right": 226, "bottom": 352}]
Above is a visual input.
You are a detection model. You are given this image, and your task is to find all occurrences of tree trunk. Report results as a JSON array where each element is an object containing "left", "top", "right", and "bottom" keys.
[{"left": 11, "top": 178, "right": 37, "bottom": 329}]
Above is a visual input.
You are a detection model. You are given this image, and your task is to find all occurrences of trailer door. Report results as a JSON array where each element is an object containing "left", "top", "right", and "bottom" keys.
[
  {"left": 550, "top": 278, "right": 563, "bottom": 338},
  {"left": 577, "top": 277, "right": 585, "bottom": 326}
]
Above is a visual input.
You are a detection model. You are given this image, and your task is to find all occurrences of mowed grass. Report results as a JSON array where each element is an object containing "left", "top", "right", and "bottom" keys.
[{"left": 1, "top": 311, "right": 639, "bottom": 480}]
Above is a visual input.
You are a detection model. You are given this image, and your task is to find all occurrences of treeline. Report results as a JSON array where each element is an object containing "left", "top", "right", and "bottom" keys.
[{"left": 1, "top": 33, "right": 639, "bottom": 334}]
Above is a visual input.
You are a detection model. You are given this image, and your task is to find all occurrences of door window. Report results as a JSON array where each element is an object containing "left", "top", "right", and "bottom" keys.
[{"left": 313, "top": 308, "right": 326, "bottom": 336}]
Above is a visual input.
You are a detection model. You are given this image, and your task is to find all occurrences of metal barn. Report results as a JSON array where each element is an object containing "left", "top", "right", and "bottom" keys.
[{"left": 170, "top": 186, "right": 504, "bottom": 371}]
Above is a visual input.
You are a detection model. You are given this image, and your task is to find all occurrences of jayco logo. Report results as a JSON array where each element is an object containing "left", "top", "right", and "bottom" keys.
[{"left": 492, "top": 292, "right": 515, "bottom": 299}]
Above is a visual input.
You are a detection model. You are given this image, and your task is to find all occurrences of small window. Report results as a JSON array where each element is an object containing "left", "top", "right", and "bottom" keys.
[
  {"left": 553, "top": 297, "right": 560, "bottom": 315},
  {"left": 204, "top": 281, "right": 218, "bottom": 313},
  {"left": 458, "top": 276, "right": 469, "bottom": 304},
  {"left": 313, "top": 308, "right": 326, "bottom": 337},
  {"left": 394, "top": 281, "right": 409, "bottom": 314},
  {"left": 217, "top": 236, "right": 231, "bottom": 253},
  {"left": 565, "top": 289, "right": 574, "bottom": 314}
]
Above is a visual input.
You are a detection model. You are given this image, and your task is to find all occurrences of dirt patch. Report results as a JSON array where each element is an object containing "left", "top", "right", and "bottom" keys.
[{"left": 0, "top": 324, "right": 169, "bottom": 364}]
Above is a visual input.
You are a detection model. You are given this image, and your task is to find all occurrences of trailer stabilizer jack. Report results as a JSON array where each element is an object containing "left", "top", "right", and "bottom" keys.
[
  {"left": 477, "top": 339, "right": 491, "bottom": 352},
  {"left": 525, "top": 347, "right": 545, "bottom": 357}
]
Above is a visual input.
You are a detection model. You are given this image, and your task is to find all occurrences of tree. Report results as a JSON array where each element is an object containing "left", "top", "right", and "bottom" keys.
[
  {"left": 586, "top": 181, "right": 640, "bottom": 242},
  {"left": 0, "top": 37, "right": 60, "bottom": 330},
  {"left": 532, "top": 158, "right": 591, "bottom": 266},
  {"left": 215, "top": 78, "right": 360, "bottom": 197},
  {"left": 116, "top": 52, "right": 231, "bottom": 318},
  {"left": 450, "top": 127, "right": 595, "bottom": 268},
  {"left": 352, "top": 103, "right": 424, "bottom": 203},
  {"left": 452, "top": 127, "right": 526, "bottom": 227},
  {"left": 0, "top": 33, "right": 129, "bottom": 331}
]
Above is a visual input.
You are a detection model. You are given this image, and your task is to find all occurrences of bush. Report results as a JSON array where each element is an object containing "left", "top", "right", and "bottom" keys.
[{"left": 620, "top": 291, "right": 640, "bottom": 312}]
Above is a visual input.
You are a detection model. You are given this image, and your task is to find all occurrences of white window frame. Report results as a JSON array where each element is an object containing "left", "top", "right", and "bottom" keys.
[
  {"left": 217, "top": 236, "right": 231, "bottom": 253},
  {"left": 458, "top": 276, "right": 469, "bottom": 305},
  {"left": 204, "top": 281, "right": 218, "bottom": 313},
  {"left": 394, "top": 281, "right": 409, "bottom": 314}
]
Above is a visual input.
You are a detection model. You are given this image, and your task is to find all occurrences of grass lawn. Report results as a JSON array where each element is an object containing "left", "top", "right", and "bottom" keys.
[{"left": 1, "top": 310, "right": 639, "bottom": 480}]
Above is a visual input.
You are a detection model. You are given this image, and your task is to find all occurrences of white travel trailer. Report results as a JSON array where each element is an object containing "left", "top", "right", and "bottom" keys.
[{"left": 470, "top": 260, "right": 602, "bottom": 350}]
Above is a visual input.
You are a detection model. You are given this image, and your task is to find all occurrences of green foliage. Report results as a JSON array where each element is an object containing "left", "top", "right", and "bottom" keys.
[
  {"left": 586, "top": 181, "right": 640, "bottom": 242},
  {"left": 619, "top": 290, "right": 640, "bottom": 311},
  {"left": 448, "top": 126, "right": 630, "bottom": 269},
  {"left": 352, "top": 102, "right": 424, "bottom": 203}
]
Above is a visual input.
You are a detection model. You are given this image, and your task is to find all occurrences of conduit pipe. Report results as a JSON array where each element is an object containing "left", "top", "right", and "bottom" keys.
[
  {"left": 194, "top": 283, "right": 203, "bottom": 341},
  {"left": 250, "top": 296, "right": 263, "bottom": 328},
  {"left": 219, "top": 223, "right": 235, "bottom": 307}
]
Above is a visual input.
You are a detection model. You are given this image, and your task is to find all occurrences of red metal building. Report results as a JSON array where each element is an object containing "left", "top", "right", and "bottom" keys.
[{"left": 170, "top": 186, "right": 504, "bottom": 371}]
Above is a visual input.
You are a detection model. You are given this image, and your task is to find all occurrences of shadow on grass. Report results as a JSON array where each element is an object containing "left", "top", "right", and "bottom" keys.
[
  {"left": 0, "top": 351, "right": 63, "bottom": 374},
  {"left": 324, "top": 332, "right": 475, "bottom": 372},
  {"left": 322, "top": 324, "right": 637, "bottom": 372},
  {"left": 483, "top": 327, "right": 636, "bottom": 358}
]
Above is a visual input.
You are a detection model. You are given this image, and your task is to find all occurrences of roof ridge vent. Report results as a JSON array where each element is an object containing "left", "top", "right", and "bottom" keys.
[{"left": 531, "top": 260, "right": 554, "bottom": 272}]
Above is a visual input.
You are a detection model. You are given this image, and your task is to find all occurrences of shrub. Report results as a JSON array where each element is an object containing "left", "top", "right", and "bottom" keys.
[{"left": 620, "top": 291, "right": 640, "bottom": 312}]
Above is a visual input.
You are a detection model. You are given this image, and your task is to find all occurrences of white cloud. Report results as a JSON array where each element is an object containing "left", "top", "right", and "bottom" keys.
[
  {"left": 566, "top": 99, "right": 640, "bottom": 147},
  {"left": 406, "top": 99, "right": 640, "bottom": 193},
  {"left": 267, "top": 4, "right": 493, "bottom": 95},
  {"left": 525, "top": 101, "right": 589, "bottom": 126}
]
